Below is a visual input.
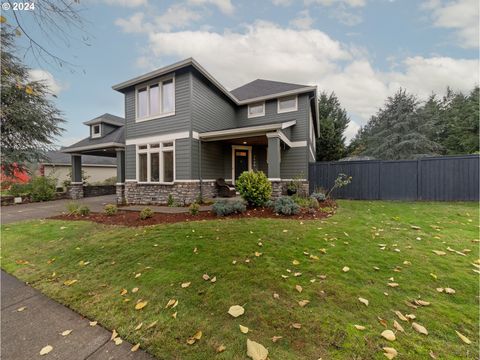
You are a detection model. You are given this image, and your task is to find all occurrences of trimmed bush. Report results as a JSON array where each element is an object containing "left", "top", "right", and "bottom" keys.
[
  {"left": 310, "top": 192, "right": 326, "bottom": 202},
  {"left": 104, "top": 204, "right": 118, "bottom": 216},
  {"left": 265, "top": 199, "right": 274, "bottom": 209},
  {"left": 212, "top": 199, "right": 246, "bottom": 217},
  {"left": 66, "top": 202, "right": 80, "bottom": 216},
  {"left": 273, "top": 196, "right": 300, "bottom": 215},
  {"left": 307, "top": 197, "right": 320, "bottom": 209},
  {"left": 139, "top": 207, "right": 154, "bottom": 220},
  {"left": 78, "top": 205, "right": 90, "bottom": 216},
  {"left": 291, "top": 194, "right": 310, "bottom": 208},
  {"left": 189, "top": 202, "right": 200, "bottom": 215},
  {"left": 30, "top": 176, "right": 56, "bottom": 202},
  {"left": 8, "top": 183, "right": 32, "bottom": 197},
  {"left": 235, "top": 171, "right": 272, "bottom": 207}
]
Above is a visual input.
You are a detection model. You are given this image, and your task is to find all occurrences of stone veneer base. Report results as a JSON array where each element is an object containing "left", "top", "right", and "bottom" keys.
[{"left": 69, "top": 183, "right": 84, "bottom": 200}]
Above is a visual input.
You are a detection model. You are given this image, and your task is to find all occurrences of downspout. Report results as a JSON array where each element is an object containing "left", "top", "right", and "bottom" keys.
[{"left": 199, "top": 139, "right": 203, "bottom": 202}]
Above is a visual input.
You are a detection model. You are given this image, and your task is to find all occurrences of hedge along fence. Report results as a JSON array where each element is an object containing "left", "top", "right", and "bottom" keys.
[{"left": 309, "top": 155, "right": 479, "bottom": 201}]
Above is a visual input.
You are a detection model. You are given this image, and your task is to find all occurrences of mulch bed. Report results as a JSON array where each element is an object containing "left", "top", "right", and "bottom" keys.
[{"left": 51, "top": 200, "right": 336, "bottom": 227}]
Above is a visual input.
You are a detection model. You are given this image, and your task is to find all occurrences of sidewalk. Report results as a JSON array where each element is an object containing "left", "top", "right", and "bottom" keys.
[{"left": 1, "top": 271, "right": 155, "bottom": 360}]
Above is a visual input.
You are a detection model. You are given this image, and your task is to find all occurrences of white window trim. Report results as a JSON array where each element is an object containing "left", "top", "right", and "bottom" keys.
[
  {"left": 277, "top": 95, "right": 298, "bottom": 114},
  {"left": 135, "top": 75, "right": 175, "bottom": 122},
  {"left": 91, "top": 124, "right": 101, "bottom": 138},
  {"left": 136, "top": 140, "right": 176, "bottom": 184},
  {"left": 231, "top": 145, "right": 252, "bottom": 184},
  {"left": 247, "top": 101, "right": 265, "bottom": 118}
]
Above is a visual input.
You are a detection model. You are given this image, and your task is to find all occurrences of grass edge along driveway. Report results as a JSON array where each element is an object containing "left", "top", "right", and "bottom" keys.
[{"left": 1, "top": 200, "right": 479, "bottom": 359}]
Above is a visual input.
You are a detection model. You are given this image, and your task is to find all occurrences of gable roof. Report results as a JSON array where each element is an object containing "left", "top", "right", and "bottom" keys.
[
  {"left": 230, "top": 79, "right": 310, "bottom": 102},
  {"left": 83, "top": 113, "right": 124, "bottom": 126},
  {"left": 43, "top": 151, "right": 116, "bottom": 166},
  {"left": 62, "top": 126, "right": 125, "bottom": 153}
]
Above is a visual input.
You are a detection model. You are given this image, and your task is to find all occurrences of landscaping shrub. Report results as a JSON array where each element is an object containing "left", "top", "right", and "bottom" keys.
[
  {"left": 310, "top": 192, "right": 326, "bottom": 202},
  {"left": 66, "top": 202, "right": 80, "bottom": 216},
  {"left": 291, "top": 194, "right": 310, "bottom": 207},
  {"left": 30, "top": 176, "right": 56, "bottom": 202},
  {"left": 139, "top": 207, "right": 154, "bottom": 220},
  {"left": 189, "top": 202, "right": 200, "bottom": 215},
  {"left": 104, "top": 204, "right": 118, "bottom": 216},
  {"left": 78, "top": 205, "right": 90, "bottom": 216},
  {"left": 273, "top": 196, "right": 300, "bottom": 215},
  {"left": 264, "top": 200, "right": 274, "bottom": 209},
  {"left": 8, "top": 183, "right": 32, "bottom": 197},
  {"left": 167, "top": 194, "right": 175, "bottom": 207},
  {"left": 235, "top": 171, "right": 272, "bottom": 207},
  {"left": 212, "top": 199, "right": 246, "bottom": 216},
  {"left": 307, "top": 197, "right": 320, "bottom": 209}
]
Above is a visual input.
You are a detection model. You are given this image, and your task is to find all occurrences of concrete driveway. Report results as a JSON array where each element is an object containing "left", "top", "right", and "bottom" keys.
[{"left": 1, "top": 195, "right": 116, "bottom": 224}]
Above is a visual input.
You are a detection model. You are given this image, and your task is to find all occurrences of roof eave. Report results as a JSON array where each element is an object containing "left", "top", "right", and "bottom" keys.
[
  {"left": 61, "top": 142, "right": 125, "bottom": 154},
  {"left": 236, "top": 86, "right": 317, "bottom": 105}
]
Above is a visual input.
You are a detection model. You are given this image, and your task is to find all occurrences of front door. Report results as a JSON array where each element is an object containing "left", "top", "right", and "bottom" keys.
[{"left": 234, "top": 149, "right": 249, "bottom": 181}]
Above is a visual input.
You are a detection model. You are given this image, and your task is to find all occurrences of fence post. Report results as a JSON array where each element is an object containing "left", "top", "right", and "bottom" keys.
[{"left": 417, "top": 158, "right": 422, "bottom": 200}]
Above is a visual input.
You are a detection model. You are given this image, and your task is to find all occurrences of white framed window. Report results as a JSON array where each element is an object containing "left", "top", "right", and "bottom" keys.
[
  {"left": 136, "top": 76, "right": 175, "bottom": 122},
  {"left": 277, "top": 95, "right": 298, "bottom": 113},
  {"left": 91, "top": 124, "right": 101, "bottom": 138},
  {"left": 247, "top": 101, "right": 265, "bottom": 118},
  {"left": 137, "top": 141, "right": 175, "bottom": 184}
]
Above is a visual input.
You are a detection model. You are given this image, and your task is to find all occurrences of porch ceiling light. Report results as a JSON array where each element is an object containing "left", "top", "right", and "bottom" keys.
[{"left": 243, "top": 141, "right": 247, "bottom": 144}]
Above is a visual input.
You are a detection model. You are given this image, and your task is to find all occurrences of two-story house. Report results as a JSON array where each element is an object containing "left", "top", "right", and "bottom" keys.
[{"left": 63, "top": 58, "right": 318, "bottom": 204}]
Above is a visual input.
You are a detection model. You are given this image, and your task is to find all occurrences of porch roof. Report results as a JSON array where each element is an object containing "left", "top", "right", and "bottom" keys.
[
  {"left": 198, "top": 120, "right": 296, "bottom": 141},
  {"left": 61, "top": 126, "right": 125, "bottom": 157}
]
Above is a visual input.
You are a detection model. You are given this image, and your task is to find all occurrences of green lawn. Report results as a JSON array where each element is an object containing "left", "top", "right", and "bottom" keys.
[{"left": 1, "top": 201, "right": 479, "bottom": 359}]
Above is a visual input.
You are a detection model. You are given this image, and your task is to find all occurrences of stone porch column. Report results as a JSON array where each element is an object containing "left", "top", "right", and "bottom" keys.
[
  {"left": 115, "top": 149, "right": 126, "bottom": 205},
  {"left": 266, "top": 133, "right": 281, "bottom": 180},
  {"left": 70, "top": 155, "right": 83, "bottom": 199}
]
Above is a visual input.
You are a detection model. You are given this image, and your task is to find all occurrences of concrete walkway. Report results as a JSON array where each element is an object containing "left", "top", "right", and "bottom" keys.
[
  {"left": 1, "top": 271, "right": 155, "bottom": 360},
  {"left": 1, "top": 195, "right": 116, "bottom": 224}
]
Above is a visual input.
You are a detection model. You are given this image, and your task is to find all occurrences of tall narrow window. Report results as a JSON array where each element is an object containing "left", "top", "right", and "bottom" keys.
[
  {"left": 149, "top": 84, "right": 160, "bottom": 116},
  {"left": 150, "top": 152, "right": 160, "bottom": 182},
  {"left": 163, "top": 151, "right": 173, "bottom": 183},
  {"left": 139, "top": 153, "right": 147, "bottom": 182},
  {"left": 137, "top": 88, "right": 148, "bottom": 118},
  {"left": 162, "top": 80, "right": 174, "bottom": 114}
]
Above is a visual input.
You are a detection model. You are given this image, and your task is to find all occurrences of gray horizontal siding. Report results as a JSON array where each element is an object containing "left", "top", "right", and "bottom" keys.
[
  {"left": 125, "top": 69, "right": 191, "bottom": 140},
  {"left": 280, "top": 147, "right": 308, "bottom": 179},
  {"left": 176, "top": 138, "right": 191, "bottom": 180},
  {"left": 125, "top": 145, "right": 136, "bottom": 180},
  {"left": 191, "top": 70, "right": 236, "bottom": 133},
  {"left": 199, "top": 141, "right": 225, "bottom": 180},
  {"left": 101, "top": 123, "right": 118, "bottom": 137}
]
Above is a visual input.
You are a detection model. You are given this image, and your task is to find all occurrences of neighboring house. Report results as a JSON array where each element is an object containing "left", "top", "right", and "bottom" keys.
[
  {"left": 62, "top": 58, "right": 318, "bottom": 204},
  {"left": 38, "top": 150, "right": 117, "bottom": 189}
]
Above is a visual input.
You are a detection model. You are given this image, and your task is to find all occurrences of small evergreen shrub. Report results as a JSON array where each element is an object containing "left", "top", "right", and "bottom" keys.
[
  {"left": 8, "top": 183, "right": 32, "bottom": 197},
  {"left": 264, "top": 200, "right": 274, "bottom": 209},
  {"left": 139, "top": 207, "right": 154, "bottom": 220},
  {"left": 273, "top": 196, "right": 300, "bottom": 215},
  {"left": 307, "top": 197, "right": 320, "bottom": 209},
  {"left": 66, "top": 202, "right": 80, "bottom": 216},
  {"left": 235, "top": 171, "right": 272, "bottom": 207},
  {"left": 104, "top": 204, "right": 118, "bottom": 216},
  {"left": 78, "top": 205, "right": 90, "bottom": 216},
  {"left": 30, "top": 176, "right": 56, "bottom": 202},
  {"left": 212, "top": 199, "right": 246, "bottom": 216},
  {"left": 189, "top": 202, "right": 200, "bottom": 215},
  {"left": 291, "top": 194, "right": 310, "bottom": 207},
  {"left": 167, "top": 194, "right": 175, "bottom": 207},
  {"left": 310, "top": 192, "right": 326, "bottom": 202}
]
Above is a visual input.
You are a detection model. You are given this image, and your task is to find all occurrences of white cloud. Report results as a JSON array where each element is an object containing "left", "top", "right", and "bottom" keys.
[
  {"left": 290, "top": 10, "right": 314, "bottom": 30},
  {"left": 28, "top": 69, "right": 65, "bottom": 95},
  {"left": 103, "top": 0, "right": 147, "bottom": 7},
  {"left": 331, "top": 4, "right": 363, "bottom": 26},
  {"left": 271, "top": 0, "right": 293, "bottom": 5},
  {"left": 124, "top": 21, "right": 478, "bottom": 141},
  {"left": 187, "top": 0, "right": 234, "bottom": 15},
  {"left": 114, "top": 12, "right": 148, "bottom": 33},
  {"left": 305, "top": 0, "right": 367, "bottom": 7},
  {"left": 427, "top": 0, "right": 479, "bottom": 48}
]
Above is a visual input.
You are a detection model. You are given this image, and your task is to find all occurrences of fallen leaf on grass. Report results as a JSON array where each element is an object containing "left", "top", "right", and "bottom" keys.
[
  {"left": 135, "top": 322, "right": 143, "bottom": 330},
  {"left": 186, "top": 330, "right": 202, "bottom": 345},
  {"left": 132, "top": 287, "right": 139, "bottom": 293},
  {"left": 273, "top": 293, "right": 279, "bottom": 299},
  {"left": 146, "top": 320, "right": 158, "bottom": 329},
  {"left": 378, "top": 317, "right": 388, "bottom": 328},
  {"left": 216, "top": 344, "right": 226, "bottom": 353},
  {"left": 358, "top": 297, "right": 369, "bottom": 306},
  {"left": 40, "top": 345, "right": 53, "bottom": 356},
  {"left": 210, "top": 276, "right": 217, "bottom": 283},
  {"left": 16, "top": 306, "right": 26, "bottom": 312},
  {"left": 292, "top": 323, "right": 302, "bottom": 329},
  {"left": 247, "top": 339, "right": 268, "bottom": 360},
  {"left": 228, "top": 305, "right": 245, "bottom": 317},
  {"left": 394, "top": 311, "right": 408, "bottom": 321},
  {"left": 114, "top": 337, "right": 122, "bottom": 345},
  {"left": 393, "top": 320, "right": 404, "bottom": 332},
  {"left": 120, "top": 289, "right": 128, "bottom": 296},
  {"left": 295, "top": 285, "right": 303, "bottom": 293},
  {"left": 63, "top": 279, "right": 78, "bottom": 286},
  {"left": 381, "top": 330, "right": 396, "bottom": 341},
  {"left": 240, "top": 325, "right": 249, "bottom": 334},
  {"left": 445, "top": 287, "right": 456, "bottom": 294},
  {"left": 387, "top": 283, "right": 399, "bottom": 288},
  {"left": 165, "top": 299, "right": 176, "bottom": 308},
  {"left": 455, "top": 330, "right": 471, "bottom": 344},
  {"left": 429, "top": 350, "right": 437, "bottom": 359},
  {"left": 383, "top": 347, "right": 398, "bottom": 359},
  {"left": 354, "top": 325, "right": 366, "bottom": 330},
  {"left": 292, "top": 260, "right": 300, "bottom": 265},
  {"left": 135, "top": 273, "right": 141, "bottom": 278},
  {"left": 432, "top": 250, "right": 446, "bottom": 256},
  {"left": 254, "top": 252, "right": 262, "bottom": 257},
  {"left": 342, "top": 266, "right": 350, "bottom": 272},
  {"left": 271, "top": 336, "right": 283, "bottom": 342},
  {"left": 172, "top": 312, "right": 177, "bottom": 319},
  {"left": 298, "top": 300, "right": 310, "bottom": 307},
  {"left": 414, "top": 300, "right": 430, "bottom": 306},
  {"left": 61, "top": 330, "right": 73, "bottom": 336},
  {"left": 202, "top": 274, "right": 210, "bottom": 281},
  {"left": 135, "top": 301, "right": 148, "bottom": 310},
  {"left": 89, "top": 321, "right": 97, "bottom": 326},
  {"left": 111, "top": 329, "right": 118, "bottom": 341},
  {"left": 131, "top": 343, "right": 140, "bottom": 352},
  {"left": 412, "top": 322, "right": 428, "bottom": 335},
  {"left": 16, "top": 259, "right": 29, "bottom": 265}
]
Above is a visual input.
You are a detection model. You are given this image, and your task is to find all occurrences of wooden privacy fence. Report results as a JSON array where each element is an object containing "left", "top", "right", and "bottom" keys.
[{"left": 308, "top": 155, "right": 479, "bottom": 201}]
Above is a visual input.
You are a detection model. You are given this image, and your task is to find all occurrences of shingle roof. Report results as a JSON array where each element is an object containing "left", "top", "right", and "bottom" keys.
[
  {"left": 230, "top": 79, "right": 310, "bottom": 101},
  {"left": 62, "top": 126, "right": 125, "bottom": 152},
  {"left": 44, "top": 151, "right": 116, "bottom": 166},
  {"left": 83, "top": 113, "right": 125, "bottom": 126}
]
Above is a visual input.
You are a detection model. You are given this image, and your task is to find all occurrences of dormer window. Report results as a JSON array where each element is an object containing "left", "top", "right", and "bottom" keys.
[
  {"left": 91, "top": 124, "right": 101, "bottom": 138},
  {"left": 247, "top": 101, "right": 265, "bottom": 118},
  {"left": 277, "top": 95, "right": 298, "bottom": 113},
  {"left": 136, "top": 77, "right": 175, "bottom": 122}
]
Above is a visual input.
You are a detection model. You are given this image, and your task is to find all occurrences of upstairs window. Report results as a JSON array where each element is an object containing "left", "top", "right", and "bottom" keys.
[
  {"left": 277, "top": 95, "right": 298, "bottom": 113},
  {"left": 247, "top": 102, "right": 265, "bottom": 118},
  {"left": 91, "top": 124, "right": 101, "bottom": 138},
  {"left": 136, "top": 77, "right": 175, "bottom": 121}
]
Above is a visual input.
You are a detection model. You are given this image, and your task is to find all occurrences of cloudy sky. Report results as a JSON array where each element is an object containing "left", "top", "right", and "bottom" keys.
[{"left": 9, "top": 0, "right": 479, "bottom": 145}]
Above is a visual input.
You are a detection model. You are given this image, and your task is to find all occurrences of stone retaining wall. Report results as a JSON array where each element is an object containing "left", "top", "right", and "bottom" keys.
[
  {"left": 271, "top": 181, "right": 309, "bottom": 198},
  {"left": 83, "top": 185, "right": 116, "bottom": 197}
]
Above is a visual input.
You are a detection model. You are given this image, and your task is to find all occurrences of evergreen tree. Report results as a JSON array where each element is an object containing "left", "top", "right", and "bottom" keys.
[
  {"left": 316, "top": 92, "right": 350, "bottom": 161},
  {"left": 1, "top": 28, "right": 64, "bottom": 176}
]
